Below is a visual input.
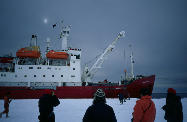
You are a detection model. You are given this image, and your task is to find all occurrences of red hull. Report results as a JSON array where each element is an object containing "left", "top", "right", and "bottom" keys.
[{"left": 0, "top": 75, "right": 155, "bottom": 99}]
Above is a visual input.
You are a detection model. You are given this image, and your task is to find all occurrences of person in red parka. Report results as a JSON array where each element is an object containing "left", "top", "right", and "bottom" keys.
[
  {"left": 132, "top": 88, "right": 156, "bottom": 122},
  {"left": 0, "top": 92, "right": 12, "bottom": 118}
]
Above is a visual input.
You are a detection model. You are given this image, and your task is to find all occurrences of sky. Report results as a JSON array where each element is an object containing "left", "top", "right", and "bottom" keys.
[{"left": 0, "top": 0, "right": 187, "bottom": 92}]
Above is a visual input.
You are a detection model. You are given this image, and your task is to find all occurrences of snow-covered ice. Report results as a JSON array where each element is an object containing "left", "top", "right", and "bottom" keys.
[{"left": 0, "top": 98, "right": 186, "bottom": 122}]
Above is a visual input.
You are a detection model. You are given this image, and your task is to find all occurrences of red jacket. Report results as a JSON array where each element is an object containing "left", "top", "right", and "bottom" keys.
[
  {"left": 4, "top": 96, "right": 10, "bottom": 107},
  {"left": 133, "top": 95, "right": 156, "bottom": 122}
]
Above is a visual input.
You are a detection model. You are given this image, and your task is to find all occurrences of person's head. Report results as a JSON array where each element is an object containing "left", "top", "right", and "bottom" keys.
[
  {"left": 139, "top": 88, "right": 151, "bottom": 97},
  {"left": 167, "top": 88, "right": 176, "bottom": 95},
  {"left": 93, "top": 89, "right": 106, "bottom": 104}
]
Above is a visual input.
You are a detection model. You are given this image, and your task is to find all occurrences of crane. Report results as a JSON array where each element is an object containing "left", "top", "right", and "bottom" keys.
[{"left": 81, "top": 31, "right": 126, "bottom": 82}]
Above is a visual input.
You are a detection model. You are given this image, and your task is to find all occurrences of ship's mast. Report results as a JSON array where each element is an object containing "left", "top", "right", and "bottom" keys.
[
  {"left": 60, "top": 25, "right": 71, "bottom": 50},
  {"left": 82, "top": 31, "right": 125, "bottom": 82},
  {"left": 30, "top": 34, "right": 37, "bottom": 46},
  {"left": 45, "top": 38, "right": 51, "bottom": 53},
  {"left": 129, "top": 45, "right": 135, "bottom": 78}
]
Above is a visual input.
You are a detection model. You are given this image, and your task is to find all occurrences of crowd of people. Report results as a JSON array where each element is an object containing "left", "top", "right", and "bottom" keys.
[{"left": 0, "top": 88, "right": 183, "bottom": 122}]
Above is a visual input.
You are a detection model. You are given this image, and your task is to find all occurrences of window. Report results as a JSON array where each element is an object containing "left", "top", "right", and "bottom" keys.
[
  {"left": 52, "top": 75, "right": 54, "bottom": 77},
  {"left": 24, "top": 75, "right": 27, "bottom": 77},
  {"left": 4, "top": 74, "right": 6, "bottom": 77},
  {"left": 15, "top": 75, "right": 17, "bottom": 78},
  {"left": 73, "top": 68, "right": 75, "bottom": 70},
  {"left": 1, "top": 74, "right": 3, "bottom": 77},
  {"left": 47, "top": 67, "right": 51, "bottom": 69},
  {"left": 61, "top": 75, "right": 63, "bottom": 77},
  {"left": 29, "top": 67, "right": 33, "bottom": 69},
  {"left": 37, "top": 67, "right": 41, "bottom": 69},
  {"left": 76, "top": 55, "right": 80, "bottom": 59},
  {"left": 34, "top": 75, "right": 36, "bottom": 77},
  {"left": 71, "top": 75, "right": 75, "bottom": 77},
  {"left": 43, "top": 75, "right": 45, "bottom": 77}
]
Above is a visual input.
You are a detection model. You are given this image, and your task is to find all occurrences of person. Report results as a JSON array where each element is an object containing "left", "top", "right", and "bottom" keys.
[
  {"left": 132, "top": 88, "right": 156, "bottom": 122},
  {"left": 162, "top": 88, "right": 183, "bottom": 122},
  {"left": 38, "top": 89, "right": 60, "bottom": 122},
  {"left": 0, "top": 92, "right": 12, "bottom": 118},
  {"left": 118, "top": 93, "right": 124, "bottom": 104},
  {"left": 83, "top": 88, "right": 117, "bottom": 122}
]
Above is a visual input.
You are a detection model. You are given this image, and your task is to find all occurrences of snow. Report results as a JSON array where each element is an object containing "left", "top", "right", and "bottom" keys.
[{"left": 0, "top": 98, "right": 186, "bottom": 122}]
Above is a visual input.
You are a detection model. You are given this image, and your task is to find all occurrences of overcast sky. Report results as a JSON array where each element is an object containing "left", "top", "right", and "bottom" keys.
[{"left": 0, "top": 0, "right": 187, "bottom": 92}]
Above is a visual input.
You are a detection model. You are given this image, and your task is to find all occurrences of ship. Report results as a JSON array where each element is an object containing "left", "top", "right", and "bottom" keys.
[{"left": 0, "top": 23, "right": 155, "bottom": 99}]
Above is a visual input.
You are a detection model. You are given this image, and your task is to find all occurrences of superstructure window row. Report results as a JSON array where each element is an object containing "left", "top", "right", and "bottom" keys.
[
  {"left": 18, "top": 67, "right": 63, "bottom": 70},
  {"left": 14, "top": 75, "right": 64, "bottom": 77}
]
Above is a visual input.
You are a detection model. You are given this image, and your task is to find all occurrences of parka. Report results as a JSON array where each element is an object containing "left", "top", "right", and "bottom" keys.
[
  {"left": 83, "top": 102, "right": 117, "bottom": 122},
  {"left": 132, "top": 95, "right": 156, "bottom": 122},
  {"left": 162, "top": 93, "right": 183, "bottom": 122}
]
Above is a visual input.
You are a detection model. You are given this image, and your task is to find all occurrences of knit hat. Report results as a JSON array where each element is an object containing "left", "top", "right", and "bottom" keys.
[
  {"left": 167, "top": 88, "right": 176, "bottom": 94},
  {"left": 94, "top": 89, "right": 105, "bottom": 98}
]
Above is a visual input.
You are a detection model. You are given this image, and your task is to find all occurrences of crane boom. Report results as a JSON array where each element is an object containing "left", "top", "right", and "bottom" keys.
[{"left": 82, "top": 31, "right": 125, "bottom": 82}]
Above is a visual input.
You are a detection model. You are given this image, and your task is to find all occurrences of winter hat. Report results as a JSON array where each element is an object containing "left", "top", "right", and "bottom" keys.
[
  {"left": 167, "top": 88, "right": 176, "bottom": 94},
  {"left": 44, "top": 89, "right": 52, "bottom": 94},
  {"left": 94, "top": 89, "right": 105, "bottom": 98}
]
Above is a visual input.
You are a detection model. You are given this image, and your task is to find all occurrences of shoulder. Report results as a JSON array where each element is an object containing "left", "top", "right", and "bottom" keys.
[
  {"left": 136, "top": 99, "right": 143, "bottom": 105},
  {"left": 134, "top": 99, "right": 144, "bottom": 109},
  {"left": 86, "top": 105, "right": 95, "bottom": 113},
  {"left": 104, "top": 104, "right": 114, "bottom": 111}
]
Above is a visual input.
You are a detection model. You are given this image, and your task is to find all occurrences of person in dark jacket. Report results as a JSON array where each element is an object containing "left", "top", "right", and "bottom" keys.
[
  {"left": 118, "top": 93, "right": 124, "bottom": 104},
  {"left": 162, "top": 88, "right": 183, "bottom": 122},
  {"left": 38, "top": 89, "right": 60, "bottom": 122},
  {"left": 83, "top": 88, "right": 117, "bottom": 122},
  {"left": 0, "top": 92, "right": 12, "bottom": 118}
]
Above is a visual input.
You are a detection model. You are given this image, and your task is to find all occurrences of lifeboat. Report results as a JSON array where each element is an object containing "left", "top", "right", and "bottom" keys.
[
  {"left": 16, "top": 46, "right": 40, "bottom": 58},
  {"left": 0, "top": 57, "right": 13, "bottom": 63},
  {"left": 46, "top": 50, "right": 69, "bottom": 59}
]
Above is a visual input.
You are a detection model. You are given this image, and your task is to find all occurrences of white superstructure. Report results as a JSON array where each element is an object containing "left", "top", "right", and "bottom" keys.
[{"left": 0, "top": 24, "right": 82, "bottom": 89}]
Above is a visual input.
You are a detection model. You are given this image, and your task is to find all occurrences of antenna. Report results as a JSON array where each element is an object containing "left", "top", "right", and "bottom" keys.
[
  {"left": 45, "top": 37, "right": 51, "bottom": 53},
  {"left": 129, "top": 44, "right": 135, "bottom": 78}
]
